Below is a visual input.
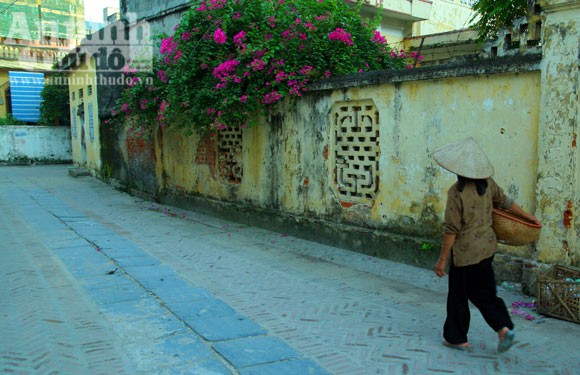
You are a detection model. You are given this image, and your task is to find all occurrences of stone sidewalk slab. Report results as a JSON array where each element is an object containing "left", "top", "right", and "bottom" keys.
[
  {"left": 213, "top": 336, "right": 301, "bottom": 368},
  {"left": 187, "top": 314, "right": 268, "bottom": 342},
  {"left": 1, "top": 167, "right": 322, "bottom": 374},
  {"left": 3, "top": 165, "right": 580, "bottom": 375},
  {"left": 239, "top": 359, "right": 330, "bottom": 375}
]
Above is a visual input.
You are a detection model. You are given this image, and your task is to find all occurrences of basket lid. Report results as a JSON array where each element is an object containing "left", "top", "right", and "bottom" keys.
[{"left": 433, "top": 137, "right": 494, "bottom": 179}]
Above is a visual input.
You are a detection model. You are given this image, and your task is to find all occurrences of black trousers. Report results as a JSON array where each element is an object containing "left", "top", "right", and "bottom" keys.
[{"left": 443, "top": 255, "right": 514, "bottom": 344}]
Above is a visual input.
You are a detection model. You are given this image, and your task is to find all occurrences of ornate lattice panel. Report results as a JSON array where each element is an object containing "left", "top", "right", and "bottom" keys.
[
  {"left": 218, "top": 127, "right": 243, "bottom": 184},
  {"left": 329, "top": 100, "right": 380, "bottom": 205}
]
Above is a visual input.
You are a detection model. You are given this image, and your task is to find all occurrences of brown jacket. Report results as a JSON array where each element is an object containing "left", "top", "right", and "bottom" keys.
[{"left": 443, "top": 178, "right": 513, "bottom": 267}]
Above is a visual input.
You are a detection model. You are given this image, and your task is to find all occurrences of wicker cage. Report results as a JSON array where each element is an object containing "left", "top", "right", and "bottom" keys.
[
  {"left": 537, "top": 266, "right": 580, "bottom": 324},
  {"left": 492, "top": 208, "right": 542, "bottom": 246}
]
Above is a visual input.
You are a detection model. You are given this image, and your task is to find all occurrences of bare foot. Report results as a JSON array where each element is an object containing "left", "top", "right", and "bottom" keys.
[
  {"left": 443, "top": 341, "right": 469, "bottom": 351},
  {"left": 498, "top": 327, "right": 509, "bottom": 340},
  {"left": 497, "top": 327, "right": 515, "bottom": 353}
]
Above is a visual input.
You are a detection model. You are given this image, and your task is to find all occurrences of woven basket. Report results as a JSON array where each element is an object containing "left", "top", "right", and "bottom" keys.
[
  {"left": 537, "top": 266, "right": 580, "bottom": 324},
  {"left": 492, "top": 208, "right": 542, "bottom": 246}
]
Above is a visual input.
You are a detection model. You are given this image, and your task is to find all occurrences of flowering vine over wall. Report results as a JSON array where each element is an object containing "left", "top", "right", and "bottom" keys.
[{"left": 111, "top": 0, "right": 421, "bottom": 133}]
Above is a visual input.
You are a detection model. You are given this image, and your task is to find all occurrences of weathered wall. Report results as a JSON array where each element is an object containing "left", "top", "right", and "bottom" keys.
[
  {"left": 103, "top": 1, "right": 579, "bottom": 288},
  {"left": 0, "top": 125, "right": 72, "bottom": 164},
  {"left": 535, "top": 0, "right": 580, "bottom": 265},
  {"left": 68, "top": 57, "right": 101, "bottom": 172},
  {"left": 137, "top": 57, "right": 544, "bottom": 275},
  {"left": 0, "top": 70, "right": 8, "bottom": 119}
]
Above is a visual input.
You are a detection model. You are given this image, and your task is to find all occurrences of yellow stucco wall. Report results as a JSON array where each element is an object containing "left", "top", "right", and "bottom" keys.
[
  {"left": 535, "top": 0, "right": 580, "bottom": 265},
  {"left": 114, "top": 0, "right": 580, "bottom": 270},
  {"left": 0, "top": 70, "right": 9, "bottom": 118},
  {"left": 68, "top": 57, "right": 101, "bottom": 172},
  {"left": 154, "top": 71, "right": 542, "bottom": 261}
]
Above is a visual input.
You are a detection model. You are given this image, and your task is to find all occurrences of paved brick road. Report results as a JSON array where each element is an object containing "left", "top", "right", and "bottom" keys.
[{"left": 1, "top": 165, "right": 579, "bottom": 375}]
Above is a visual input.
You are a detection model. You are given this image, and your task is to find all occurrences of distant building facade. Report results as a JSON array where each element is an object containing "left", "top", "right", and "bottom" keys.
[{"left": 0, "top": 0, "right": 86, "bottom": 120}]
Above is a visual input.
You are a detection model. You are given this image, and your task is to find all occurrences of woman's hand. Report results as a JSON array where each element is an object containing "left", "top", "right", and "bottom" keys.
[
  {"left": 526, "top": 214, "right": 541, "bottom": 226},
  {"left": 434, "top": 257, "right": 448, "bottom": 277},
  {"left": 509, "top": 203, "right": 541, "bottom": 225},
  {"left": 435, "top": 233, "right": 455, "bottom": 277}
]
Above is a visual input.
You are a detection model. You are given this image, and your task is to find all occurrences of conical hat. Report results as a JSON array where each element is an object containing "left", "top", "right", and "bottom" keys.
[{"left": 433, "top": 137, "right": 494, "bottom": 179}]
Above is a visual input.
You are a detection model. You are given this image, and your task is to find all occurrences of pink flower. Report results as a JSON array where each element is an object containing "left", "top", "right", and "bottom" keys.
[
  {"left": 324, "top": 70, "right": 331, "bottom": 78},
  {"left": 328, "top": 28, "right": 353, "bottom": 45},
  {"left": 213, "top": 59, "right": 240, "bottom": 79},
  {"left": 121, "top": 103, "right": 130, "bottom": 113},
  {"left": 181, "top": 31, "right": 192, "bottom": 41},
  {"left": 262, "top": 91, "right": 282, "bottom": 104},
  {"left": 160, "top": 36, "right": 177, "bottom": 55},
  {"left": 372, "top": 31, "right": 387, "bottom": 45},
  {"left": 304, "top": 22, "right": 316, "bottom": 31},
  {"left": 157, "top": 69, "right": 168, "bottom": 83},
  {"left": 122, "top": 65, "right": 137, "bottom": 74},
  {"left": 213, "top": 28, "right": 227, "bottom": 44},
  {"left": 411, "top": 51, "right": 423, "bottom": 61},
  {"left": 127, "top": 77, "right": 139, "bottom": 87},
  {"left": 249, "top": 58, "right": 266, "bottom": 71},
  {"left": 275, "top": 71, "right": 287, "bottom": 82},
  {"left": 160, "top": 100, "right": 169, "bottom": 113},
  {"left": 240, "top": 95, "right": 247, "bottom": 103},
  {"left": 174, "top": 50, "right": 183, "bottom": 61},
  {"left": 281, "top": 30, "right": 293, "bottom": 39},
  {"left": 209, "top": 0, "right": 226, "bottom": 10},
  {"left": 233, "top": 31, "right": 247, "bottom": 45}
]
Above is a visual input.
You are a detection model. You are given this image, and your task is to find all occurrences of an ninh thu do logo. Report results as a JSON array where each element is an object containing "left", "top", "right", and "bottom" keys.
[
  {"left": 61, "top": 12, "right": 154, "bottom": 73},
  {"left": 4, "top": 10, "right": 153, "bottom": 73}
]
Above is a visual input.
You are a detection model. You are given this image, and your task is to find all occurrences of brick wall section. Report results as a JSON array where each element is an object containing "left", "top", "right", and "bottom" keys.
[
  {"left": 126, "top": 129, "right": 157, "bottom": 194},
  {"left": 196, "top": 132, "right": 217, "bottom": 177}
]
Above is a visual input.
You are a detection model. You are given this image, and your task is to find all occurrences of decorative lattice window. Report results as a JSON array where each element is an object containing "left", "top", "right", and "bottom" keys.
[
  {"left": 218, "top": 127, "right": 243, "bottom": 184},
  {"left": 329, "top": 100, "right": 380, "bottom": 205}
]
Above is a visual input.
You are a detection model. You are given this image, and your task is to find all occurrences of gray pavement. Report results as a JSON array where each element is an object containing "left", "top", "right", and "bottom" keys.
[{"left": 1, "top": 165, "right": 579, "bottom": 375}]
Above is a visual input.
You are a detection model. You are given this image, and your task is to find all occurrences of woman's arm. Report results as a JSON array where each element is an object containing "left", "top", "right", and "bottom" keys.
[
  {"left": 508, "top": 202, "right": 541, "bottom": 225},
  {"left": 434, "top": 232, "right": 456, "bottom": 277}
]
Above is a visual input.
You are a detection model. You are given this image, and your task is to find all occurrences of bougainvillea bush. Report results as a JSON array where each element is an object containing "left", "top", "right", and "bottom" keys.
[{"left": 113, "top": 0, "right": 420, "bottom": 133}]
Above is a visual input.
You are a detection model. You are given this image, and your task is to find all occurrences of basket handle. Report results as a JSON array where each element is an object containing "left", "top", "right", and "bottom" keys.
[{"left": 493, "top": 208, "right": 542, "bottom": 229}]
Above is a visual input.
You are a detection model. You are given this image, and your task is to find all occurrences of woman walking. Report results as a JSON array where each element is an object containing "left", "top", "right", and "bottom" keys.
[{"left": 432, "top": 137, "right": 540, "bottom": 353}]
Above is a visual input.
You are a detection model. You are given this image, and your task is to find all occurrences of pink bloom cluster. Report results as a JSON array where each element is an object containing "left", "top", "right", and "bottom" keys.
[
  {"left": 249, "top": 58, "right": 266, "bottom": 72},
  {"left": 214, "top": 28, "right": 227, "bottom": 44},
  {"left": 372, "top": 31, "right": 386, "bottom": 45},
  {"left": 410, "top": 51, "right": 423, "bottom": 61},
  {"left": 157, "top": 69, "right": 168, "bottom": 83},
  {"left": 213, "top": 59, "right": 240, "bottom": 80},
  {"left": 328, "top": 28, "right": 353, "bottom": 45},
  {"left": 262, "top": 91, "right": 282, "bottom": 104},
  {"left": 160, "top": 36, "right": 177, "bottom": 55},
  {"left": 196, "top": 0, "right": 226, "bottom": 12},
  {"left": 160, "top": 36, "right": 183, "bottom": 63},
  {"left": 233, "top": 31, "right": 247, "bottom": 45}
]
